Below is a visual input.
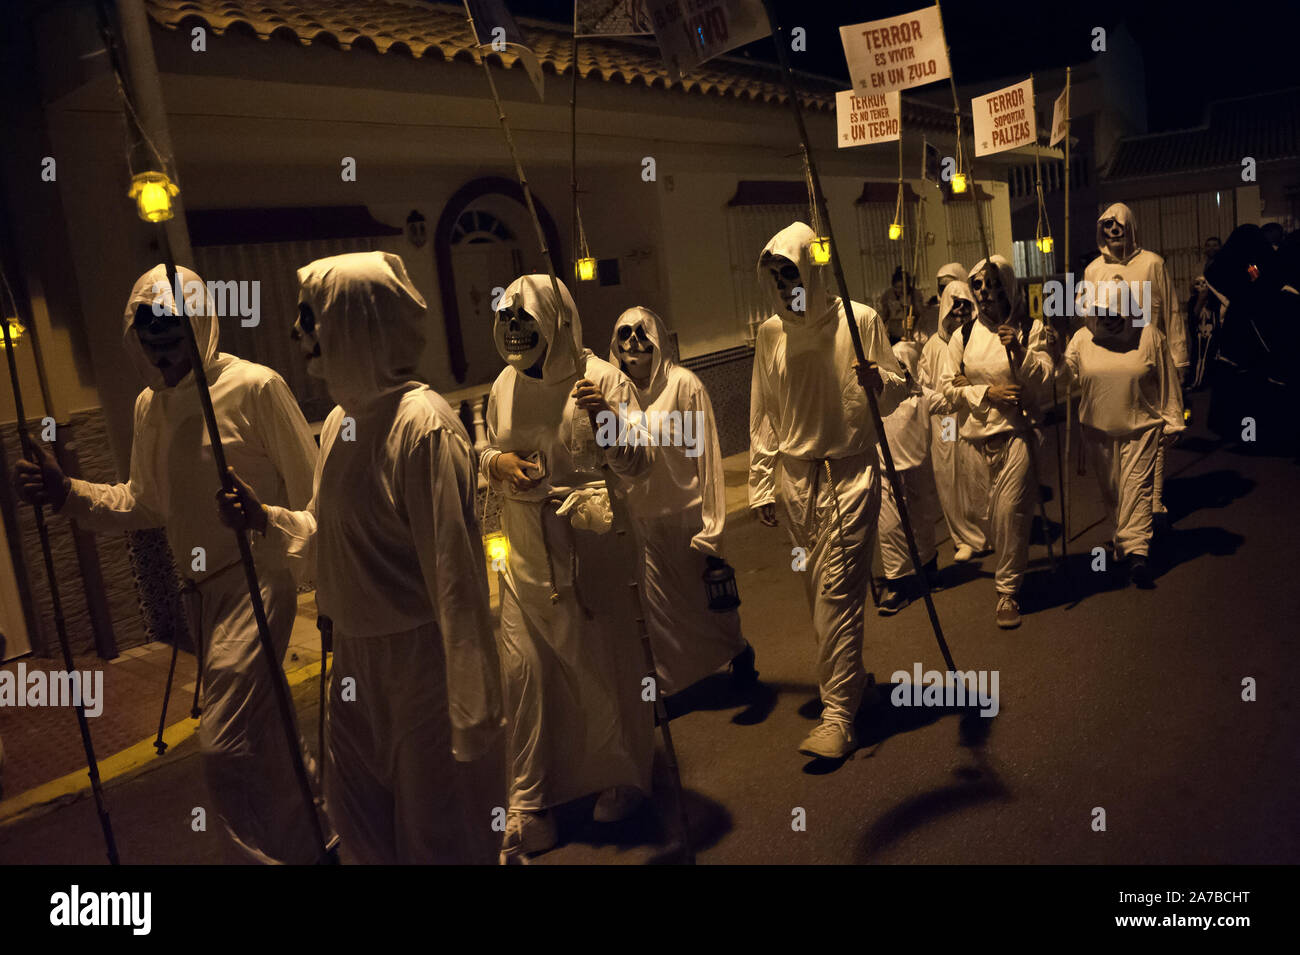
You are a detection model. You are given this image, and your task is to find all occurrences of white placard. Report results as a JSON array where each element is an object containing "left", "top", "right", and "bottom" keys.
[
  {"left": 1049, "top": 85, "right": 1069, "bottom": 147},
  {"left": 840, "top": 6, "right": 950, "bottom": 95},
  {"left": 836, "top": 90, "right": 901, "bottom": 148},
  {"left": 972, "top": 77, "right": 1036, "bottom": 157},
  {"left": 647, "top": 0, "right": 770, "bottom": 78}
]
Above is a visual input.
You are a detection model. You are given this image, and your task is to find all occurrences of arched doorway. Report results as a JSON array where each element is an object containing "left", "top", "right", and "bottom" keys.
[{"left": 435, "top": 178, "right": 565, "bottom": 384}]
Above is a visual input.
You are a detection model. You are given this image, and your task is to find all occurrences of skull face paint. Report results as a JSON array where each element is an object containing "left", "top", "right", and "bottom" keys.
[
  {"left": 292, "top": 301, "right": 324, "bottom": 378},
  {"left": 969, "top": 265, "right": 1010, "bottom": 324},
  {"left": 1101, "top": 216, "right": 1127, "bottom": 256},
  {"left": 764, "top": 254, "right": 806, "bottom": 321},
  {"left": 132, "top": 303, "right": 191, "bottom": 383},
  {"left": 494, "top": 294, "right": 546, "bottom": 372},
  {"left": 615, "top": 321, "right": 654, "bottom": 384}
]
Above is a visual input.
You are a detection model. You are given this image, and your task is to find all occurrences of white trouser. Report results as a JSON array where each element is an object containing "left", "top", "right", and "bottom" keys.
[
  {"left": 186, "top": 564, "right": 324, "bottom": 864},
  {"left": 930, "top": 421, "right": 989, "bottom": 552},
  {"left": 325, "top": 624, "right": 505, "bottom": 864},
  {"left": 780, "top": 451, "right": 880, "bottom": 727},
  {"left": 633, "top": 511, "right": 747, "bottom": 696},
  {"left": 1083, "top": 424, "right": 1159, "bottom": 559},
  {"left": 878, "top": 461, "right": 939, "bottom": 580},
  {"left": 971, "top": 431, "right": 1034, "bottom": 596}
]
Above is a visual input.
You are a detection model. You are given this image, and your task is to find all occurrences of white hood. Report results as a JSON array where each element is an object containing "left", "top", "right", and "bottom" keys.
[
  {"left": 297, "top": 251, "right": 427, "bottom": 413},
  {"left": 1097, "top": 202, "right": 1141, "bottom": 265},
  {"left": 937, "top": 279, "right": 978, "bottom": 342},
  {"left": 122, "top": 264, "right": 221, "bottom": 392},
  {"left": 609, "top": 305, "right": 670, "bottom": 396},
  {"left": 936, "top": 261, "right": 967, "bottom": 288},
  {"left": 968, "top": 255, "right": 1023, "bottom": 329},
  {"left": 756, "top": 222, "right": 836, "bottom": 331},
  {"left": 496, "top": 274, "right": 586, "bottom": 385}
]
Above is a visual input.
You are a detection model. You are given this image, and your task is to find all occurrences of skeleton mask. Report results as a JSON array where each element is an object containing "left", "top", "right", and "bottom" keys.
[
  {"left": 291, "top": 301, "right": 324, "bottom": 378},
  {"left": 132, "top": 303, "right": 189, "bottom": 375},
  {"left": 969, "top": 265, "right": 1010, "bottom": 323},
  {"left": 494, "top": 293, "right": 547, "bottom": 372},
  {"left": 615, "top": 321, "right": 654, "bottom": 382},
  {"left": 764, "top": 255, "right": 806, "bottom": 322},
  {"left": 1101, "top": 216, "right": 1127, "bottom": 254}
]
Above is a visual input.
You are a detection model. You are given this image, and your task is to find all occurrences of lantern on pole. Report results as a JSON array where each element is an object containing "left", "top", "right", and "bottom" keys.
[
  {"left": 483, "top": 531, "right": 509, "bottom": 566},
  {"left": 810, "top": 238, "right": 831, "bottom": 264},
  {"left": 128, "top": 170, "right": 179, "bottom": 223},
  {"left": 574, "top": 208, "right": 597, "bottom": 281}
]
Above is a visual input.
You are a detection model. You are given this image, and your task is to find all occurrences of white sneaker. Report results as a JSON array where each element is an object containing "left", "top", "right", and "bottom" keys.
[
  {"left": 502, "top": 808, "right": 557, "bottom": 857},
  {"left": 953, "top": 544, "right": 975, "bottom": 562},
  {"left": 798, "top": 720, "right": 857, "bottom": 759},
  {"left": 593, "top": 786, "right": 644, "bottom": 823}
]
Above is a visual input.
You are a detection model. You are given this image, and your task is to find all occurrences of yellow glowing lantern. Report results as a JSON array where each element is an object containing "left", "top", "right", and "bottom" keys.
[
  {"left": 484, "top": 531, "right": 509, "bottom": 566},
  {"left": 888, "top": 222, "right": 903, "bottom": 241},
  {"left": 575, "top": 257, "right": 597, "bottom": 282},
  {"left": 810, "top": 238, "right": 831, "bottom": 264},
  {"left": 1, "top": 318, "right": 23, "bottom": 347},
  {"left": 128, "top": 171, "right": 179, "bottom": 223},
  {"left": 950, "top": 172, "right": 968, "bottom": 194},
  {"left": 1037, "top": 235, "right": 1054, "bottom": 254}
]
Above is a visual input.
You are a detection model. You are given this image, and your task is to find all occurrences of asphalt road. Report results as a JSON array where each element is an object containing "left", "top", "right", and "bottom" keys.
[{"left": 3, "top": 402, "right": 1296, "bottom": 865}]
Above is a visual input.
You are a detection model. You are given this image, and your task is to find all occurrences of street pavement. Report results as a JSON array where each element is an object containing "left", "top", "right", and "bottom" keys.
[{"left": 2, "top": 393, "right": 1296, "bottom": 864}]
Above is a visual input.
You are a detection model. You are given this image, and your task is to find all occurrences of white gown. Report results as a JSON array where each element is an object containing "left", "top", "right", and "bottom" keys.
[
  {"left": 749, "top": 222, "right": 907, "bottom": 727},
  {"left": 62, "top": 264, "right": 324, "bottom": 864},
  {"left": 919, "top": 281, "right": 989, "bottom": 554},
  {"left": 939, "top": 257, "right": 1053, "bottom": 597},
  {"left": 479, "top": 275, "right": 655, "bottom": 812},
  {"left": 608, "top": 306, "right": 747, "bottom": 696},
  {"left": 1063, "top": 322, "right": 1185, "bottom": 558},
  {"left": 1081, "top": 203, "right": 1188, "bottom": 515},
  {"left": 261, "top": 251, "right": 504, "bottom": 864}
]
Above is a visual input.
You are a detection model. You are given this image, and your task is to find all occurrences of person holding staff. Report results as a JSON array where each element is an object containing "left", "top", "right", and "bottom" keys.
[
  {"left": 919, "top": 279, "right": 990, "bottom": 563},
  {"left": 939, "top": 256, "right": 1053, "bottom": 629},
  {"left": 12, "top": 264, "right": 324, "bottom": 863},
  {"left": 750, "top": 222, "right": 908, "bottom": 758}
]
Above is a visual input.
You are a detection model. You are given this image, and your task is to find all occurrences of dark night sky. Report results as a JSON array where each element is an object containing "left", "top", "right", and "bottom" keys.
[{"left": 493, "top": 0, "right": 1299, "bottom": 132}]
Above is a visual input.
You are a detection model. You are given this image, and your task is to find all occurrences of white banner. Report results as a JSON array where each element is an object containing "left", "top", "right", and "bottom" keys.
[
  {"left": 836, "top": 90, "right": 901, "bottom": 148},
  {"left": 840, "top": 6, "right": 950, "bottom": 95},
  {"left": 1049, "top": 85, "right": 1069, "bottom": 147},
  {"left": 647, "top": 0, "right": 770, "bottom": 78},
  {"left": 972, "top": 77, "right": 1036, "bottom": 157}
]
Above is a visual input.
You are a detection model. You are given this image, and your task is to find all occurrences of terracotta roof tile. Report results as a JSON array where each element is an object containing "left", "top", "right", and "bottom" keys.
[
  {"left": 1106, "top": 88, "right": 1300, "bottom": 180},
  {"left": 144, "top": 0, "right": 952, "bottom": 126}
]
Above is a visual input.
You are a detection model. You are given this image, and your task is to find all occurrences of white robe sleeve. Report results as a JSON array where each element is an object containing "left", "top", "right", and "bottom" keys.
[
  {"left": 1155, "top": 260, "right": 1189, "bottom": 369},
  {"left": 748, "top": 333, "right": 778, "bottom": 509},
  {"left": 856, "top": 305, "right": 908, "bottom": 419},
  {"left": 687, "top": 378, "right": 726, "bottom": 558},
  {"left": 61, "top": 391, "right": 167, "bottom": 531},
  {"left": 246, "top": 376, "right": 320, "bottom": 572},
  {"left": 478, "top": 385, "right": 504, "bottom": 488},
  {"left": 940, "top": 330, "right": 989, "bottom": 413},
  {"left": 260, "top": 409, "right": 342, "bottom": 590},
  {"left": 1148, "top": 327, "right": 1186, "bottom": 434},
  {"left": 598, "top": 373, "right": 655, "bottom": 480},
  {"left": 401, "top": 422, "right": 503, "bottom": 762}
]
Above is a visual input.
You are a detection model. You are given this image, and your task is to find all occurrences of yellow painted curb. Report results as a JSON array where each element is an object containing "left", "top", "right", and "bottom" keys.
[{"left": 0, "top": 661, "right": 323, "bottom": 828}]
